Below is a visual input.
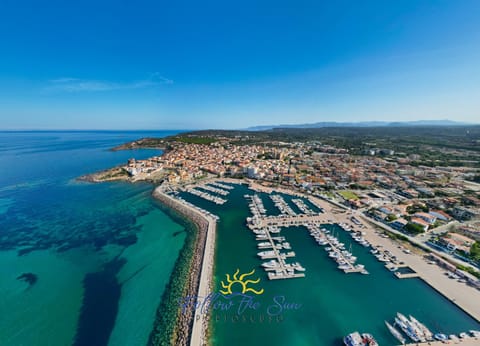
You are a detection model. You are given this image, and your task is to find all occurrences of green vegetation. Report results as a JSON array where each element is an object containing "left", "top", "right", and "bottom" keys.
[
  {"left": 470, "top": 241, "right": 480, "bottom": 262},
  {"left": 386, "top": 231, "right": 409, "bottom": 242},
  {"left": 176, "top": 136, "right": 218, "bottom": 144},
  {"left": 405, "top": 223, "right": 425, "bottom": 235},
  {"left": 106, "top": 168, "right": 129, "bottom": 178},
  {"left": 386, "top": 214, "right": 397, "bottom": 222},
  {"left": 456, "top": 264, "right": 480, "bottom": 279},
  {"left": 407, "top": 204, "right": 429, "bottom": 214},
  {"left": 112, "top": 126, "right": 480, "bottom": 168},
  {"left": 338, "top": 190, "right": 359, "bottom": 200}
]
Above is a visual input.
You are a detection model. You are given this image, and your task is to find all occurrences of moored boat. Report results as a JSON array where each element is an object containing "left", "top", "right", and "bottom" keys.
[
  {"left": 434, "top": 333, "right": 448, "bottom": 341},
  {"left": 395, "top": 316, "right": 421, "bottom": 343},
  {"left": 361, "top": 333, "right": 379, "bottom": 346},
  {"left": 409, "top": 315, "right": 433, "bottom": 341},
  {"left": 385, "top": 320, "right": 406, "bottom": 345},
  {"left": 343, "top": 331, "right": 378, "bottom": 346}
]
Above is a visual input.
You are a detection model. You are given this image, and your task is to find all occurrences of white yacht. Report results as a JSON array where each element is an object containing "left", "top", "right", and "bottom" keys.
[
  {"left": 262, "top": 260, "right": 280, "bottom": 268},
  {"left": 258, "top": 250, "right": 276, "bottom": 257}
]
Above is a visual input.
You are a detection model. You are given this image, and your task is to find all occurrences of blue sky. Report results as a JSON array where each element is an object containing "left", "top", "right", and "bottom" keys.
[{"left": 0, "top": 0, "right": 479, "bottom": 129}]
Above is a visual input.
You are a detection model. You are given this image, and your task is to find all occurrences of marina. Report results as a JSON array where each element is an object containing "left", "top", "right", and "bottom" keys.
[
  {"left": 208, "top": 181, "right": 235, "bottom": 190},
  {"left": 174, "top": 182, "right": 480, "bottom": 346},
  {"left": 172, "top": 182, "right": 479, "bottom": 346},
  {"left": 270, "top": 194, "right": 297, "bottom": 216},
  {"left": 291, "top": 198, "right": 316, "bottom": 215},
  {"left": 246, "top": 195, "right": 306, "bottom": 280},
  {"left": 184, "top": 187, "right": 227, "bottom": 204},
  {"left": 197, "top": 184, "right": 230, "bottom": 196},
  {"left": 306, "top": 223, "right": 368, "bottom": 274}
]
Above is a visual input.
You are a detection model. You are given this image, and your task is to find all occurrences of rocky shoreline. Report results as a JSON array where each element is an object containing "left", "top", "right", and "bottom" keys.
[
  {"left": 111, "top": 137, "right": 167, "bottom": 151},
  {"left": 77, "top": 166, "right": 130, "bottom": 183},
  {"left": 150, "top": 188, "right": 210, "bottom": 346}
]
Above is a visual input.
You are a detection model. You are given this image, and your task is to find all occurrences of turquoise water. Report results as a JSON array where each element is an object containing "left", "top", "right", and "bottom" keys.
[
  {"left": 179, "top": 184, "right": 480, "bottom": 345},
  {"left": 0, "top": 131, "right": 185, "bottom": 346}
]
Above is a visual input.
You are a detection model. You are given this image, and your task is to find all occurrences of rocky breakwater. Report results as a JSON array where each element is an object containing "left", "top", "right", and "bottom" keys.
[{"left": 151, "top": 187, "right": 211, "bottom": 346}]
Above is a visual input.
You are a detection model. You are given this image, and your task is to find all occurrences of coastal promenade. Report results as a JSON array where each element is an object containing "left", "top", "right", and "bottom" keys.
[
  {"left": 189, "top": 209, "right": 216, "bottom": 346},
  {"left": 230, "top": 179, "right": 480, "bottom": 323},
  {"left": 361, "top": 217, "right": 480, "bottom": 322},
  {"left": 405, "top": 338, "right": 480, "bottom": 346},
  {"left": 152, "top": 186, "right": 216, "bottom": 346},
  {"left": 325, "top": 209, "right": 480, "bottom": 323}
]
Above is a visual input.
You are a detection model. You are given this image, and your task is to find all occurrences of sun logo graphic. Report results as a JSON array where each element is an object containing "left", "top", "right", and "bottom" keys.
[{"left": 220, "top": 268, "right": 264, "bottom": 295}]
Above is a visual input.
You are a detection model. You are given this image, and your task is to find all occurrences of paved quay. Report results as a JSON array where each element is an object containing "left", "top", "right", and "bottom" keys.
[
  {"left": 239, "top": 180, "right": 480, "bottom": 324},
  {"left": 328, "top": 209, "right": 480, "bottom": 324},
  {"left": 153, "top": 186, "right": 217, "bottom": 346},
  {"left": 189, "top": 211, "right": 216, "bottom": 346},
  {"left": 172, "top": 179, "right": 480, "bottom": 344},
  {"left": 405, "top": 338, "right": 480, "bottom": 346}
]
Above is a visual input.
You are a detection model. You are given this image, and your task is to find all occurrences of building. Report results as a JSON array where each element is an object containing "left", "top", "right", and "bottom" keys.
[
  {"left": 429, "top": 210, "right": 452, "bottom": 222},
  {"left": 414, "top": 212, "right": 437, "bottom": 225},
  {"left": 452, "top": 207, "right": 478, "bottom": 221},
  {"left": 410, "top": 217, "right": 430, "bottom": 231},
  {"left": 390, "top": 218, "right": 408, "bottom": 230}
]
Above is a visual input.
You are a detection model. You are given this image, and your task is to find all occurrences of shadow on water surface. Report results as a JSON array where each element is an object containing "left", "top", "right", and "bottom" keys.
[{"left": 73, "top": 257, "right": 125, "bottom": 346}]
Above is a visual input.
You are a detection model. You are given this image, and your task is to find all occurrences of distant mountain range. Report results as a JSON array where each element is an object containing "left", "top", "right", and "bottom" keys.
[{"left": 246, "top": 120, "right": 470, "bottom": 131}]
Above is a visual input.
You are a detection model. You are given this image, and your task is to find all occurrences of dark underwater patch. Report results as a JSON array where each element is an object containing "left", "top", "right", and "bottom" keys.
[
  {"left": 73, "top": 257, "right": 125, "bottom": 346},
  {"left": 16, "top": 272, "right": 38, "bottom": 287}
]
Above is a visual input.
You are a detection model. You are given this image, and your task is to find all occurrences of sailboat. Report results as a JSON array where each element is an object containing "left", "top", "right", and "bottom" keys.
[{"left": 385, "top": 321, "right": 406, "bottom": 345}]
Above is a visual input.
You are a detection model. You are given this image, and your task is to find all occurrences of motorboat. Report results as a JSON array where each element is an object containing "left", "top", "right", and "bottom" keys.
[
  {"left": 262, "top": 260, "right": 279, "bottom": 268},
  {"left": 434, "top": 333, "right": 448, "bottom": 341}
]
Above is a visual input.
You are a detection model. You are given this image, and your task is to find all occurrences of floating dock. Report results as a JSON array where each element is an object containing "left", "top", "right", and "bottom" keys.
[
  {"left": 395, "top": 271, "right": 420, "bottom": 279},
  {"left": 268, "top": 272, "right": 306, "bottom": 280}
]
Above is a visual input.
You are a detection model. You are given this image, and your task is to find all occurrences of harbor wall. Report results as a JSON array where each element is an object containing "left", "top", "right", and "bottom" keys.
[{"left": 151, "top": 187, "right": 210, "bottom": 346}]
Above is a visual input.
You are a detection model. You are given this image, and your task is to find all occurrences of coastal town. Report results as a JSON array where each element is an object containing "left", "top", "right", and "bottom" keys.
[
  {"left": 87, "top": 131, "right": 480, "bottom": 346},
  {"left": 101, "top": 134, "right": 480, "bottom": 275}
]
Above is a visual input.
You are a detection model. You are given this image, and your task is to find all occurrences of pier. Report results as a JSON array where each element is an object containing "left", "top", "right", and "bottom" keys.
[
  {"left": 270, "top": 194, "right": 297, "bottom": 216},
  {"left": 291, "top": 198, "right": 315, "bottom": 215},
  {"left": 245, "top": 194, "right": 267, "bottom": 217},
  {"left": 197, "top": 184, "right": 230, "bottom": 196},
  {"left": 307, "top": 223, "right": 368, "bottom": 274},
  {"left": 395, "top": 271, "right": 420, "bottom": 279},
  {"left": 208, "top": 181, "right": 234, "bottom": 190},
  {"left": 244, "top": 194, "right": 306, "bottom": 280},
  {"left": 186, "top": 188, "right": 227, "bottom": 205},
  {"left": 250, "top": 214, "right": 333, "bottom": 229},
  {"left": 254, "top": 225, "right": 306, "bottom": 280}
]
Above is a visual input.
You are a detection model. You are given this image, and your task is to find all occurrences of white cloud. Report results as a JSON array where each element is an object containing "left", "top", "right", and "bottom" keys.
[{"left": 45, "top": 73, "right": 173, "bottom": 92}]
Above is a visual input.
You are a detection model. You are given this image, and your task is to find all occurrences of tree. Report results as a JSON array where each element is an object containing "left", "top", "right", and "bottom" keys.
[
  {"left": 386, "top": 214, "right": 398, "bottom": 222},
  {"left": 405, "top": 223, "right": 425, "bottom": 235},
  {"left": 470, "top": 242, "right": 480, "bottom": 262}
]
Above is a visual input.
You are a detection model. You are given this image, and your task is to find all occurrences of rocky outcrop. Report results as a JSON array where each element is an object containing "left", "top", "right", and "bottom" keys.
[
  {"left": 111, "top": 138, "right": 167, "bottom": 151},
  {"left": 77, "top": 167, "right": 130, "bottom": 183}
]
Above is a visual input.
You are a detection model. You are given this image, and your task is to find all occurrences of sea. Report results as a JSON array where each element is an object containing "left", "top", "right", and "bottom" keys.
[{"left": 0, "top": 131, "right": 186, "bottom": 346}]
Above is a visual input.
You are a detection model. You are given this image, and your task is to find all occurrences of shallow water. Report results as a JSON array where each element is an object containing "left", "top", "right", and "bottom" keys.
[{"left": 0, "top": 131, "right": 185, "bottom": 346}]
